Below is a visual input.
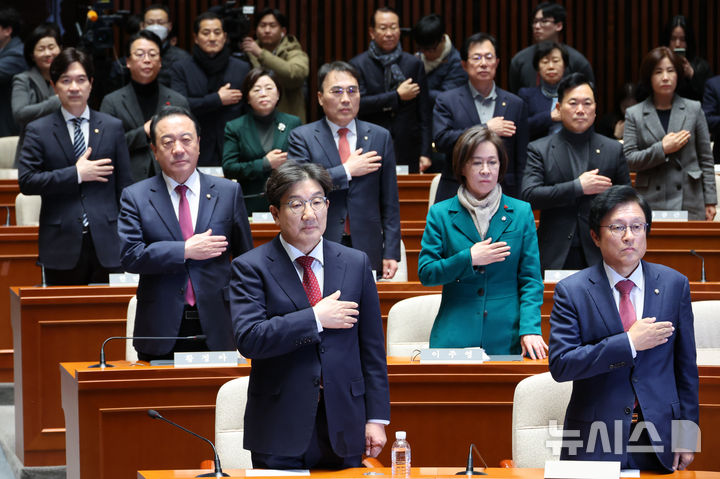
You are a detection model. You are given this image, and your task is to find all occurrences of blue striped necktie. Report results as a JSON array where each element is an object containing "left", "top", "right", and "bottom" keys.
[{"left": 72, "top": 117, "right": 89, "bottom": 229}]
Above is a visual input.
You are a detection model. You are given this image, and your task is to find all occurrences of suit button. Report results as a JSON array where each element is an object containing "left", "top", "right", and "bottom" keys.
[
  {"left": 567, "top": 233, "right": 573, "bottom": 240},
  {"left": 313, "top": 378, "right": 321, "bottom": 387},
  {"left": 676, "top": 185, "right": 682, "bottom": 191},
  {"left": 319, "top": 346, "right": 325, "bottom": 353},
  {"left": 624, "top": 407, "right": 632, "bottom": 415},
  {"left": 632, "top": 377, "right": 639, "bottom": 383},
  {"left": 484, "top": 310, "right": 488, "bottom": 317},
  {"left": 656, "top": 186, "right": 661, "bottom": 191},
  {"left": 477, "top": 288, "right": 484, "bottom": 296}
]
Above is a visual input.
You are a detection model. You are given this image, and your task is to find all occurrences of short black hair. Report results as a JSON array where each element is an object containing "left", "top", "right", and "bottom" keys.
[
  {"left": 256, "top": 7, "right": 287, "bottom": 29},
  {"left": 317, "top": 61, "right": 359, "bottom": 92},
  {"left": 557, "top": 72, "right": 596, "bottom": 103},
  {"left": 0, "top": 6, "right": 22, "bottom": 36},
  {"left": 265, "top": 161, "right": 333, "bottom": 208},
  {"left": 461, "top": 32, "right": 498, "bottom": 61},
  {"left": 193, "top": 11, "right": 223, "bottom": 34},
  {"left": 149, "top": 106, "right": 201, "bottom": 146},
  {"left": 50, "top": 47, "right": 94, "bottom": 84},
  {"left": 242, "top": 67, "right": 282, "bottom": 104},
  {"left": 370, "top": 6, "right": 398, "bottom": 28},
  {"left": 532, "top": 41, "right": 569, "bottom": 71},
  {"left": 589, "top": 185, "right": 653, "bottom": 237},
  {"left": 533, "top": 2, "right": 566, "bottom": 25},
  {"left": 24, "top": 22, "right": 61, "bottom": 67},
  {"left": 143, "top": 3, "right": 170, "bottom": 18},
  {"left": 413, "top": 14, "right": 444, "bottom": 48},
  {"left": 127, "top": 30, "right": 162, "bottom": 57}
]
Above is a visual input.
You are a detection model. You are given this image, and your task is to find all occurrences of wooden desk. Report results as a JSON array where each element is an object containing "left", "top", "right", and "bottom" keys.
[{"left": 0, "top": 178, "right": 19, "bottom": 225}]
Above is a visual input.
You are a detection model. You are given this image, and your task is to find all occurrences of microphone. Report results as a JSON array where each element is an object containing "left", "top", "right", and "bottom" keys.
[
  {"left": 690, "top": 250, "right": 707, "bottom": 282},
  {"left": 456, "top": 443, "right": 487, "bottom": 476},
  {"left": 147, "top": 409, "right": 229, "bottom": 477},
  {"left": 88, "top": 335, "right": 207, "bottom": 368}
]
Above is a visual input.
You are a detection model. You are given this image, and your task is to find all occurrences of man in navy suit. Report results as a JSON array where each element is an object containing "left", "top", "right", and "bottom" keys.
[
  {"left": 18, "top": 47, "right": 132, "bottom": 285},
  {"left": 288, "top": 61, "right": 401, "bottom": 280},
  {"left": 118, "top": 106, "right": 253, "bottom": 361},
  {"left": 350, "top": 7, "right": 432, "bottom": 173},
  {"left": 230, "top": 161, "right": 390, "bottom": 469},
  {"left": 433, "top": 32, "right": 529, "bottom": 202},
  {"left": 549, "top": 185, "right": 698, "bottom": 472}
]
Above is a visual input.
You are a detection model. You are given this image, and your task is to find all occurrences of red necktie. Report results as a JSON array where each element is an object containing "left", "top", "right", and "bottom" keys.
[
  {"left": 338, "top": 128, "right": 350, "bottom": 163},
  {"left": 296, "top": 256, "right": 321, "bottom": 306},
  {"left": 615, "top": 279, "right": 636, "bottom": 331},
  {"left": 175, "top": 185, "right": 196, "bottom": 306}
]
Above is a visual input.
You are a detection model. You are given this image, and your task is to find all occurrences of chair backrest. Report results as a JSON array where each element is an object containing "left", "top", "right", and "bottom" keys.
[
  {"left": 714, "top": 173, "right": 719, "bottom": 221},
  {"left": 386, "top": 240, "right": 408, "bottom": 282},
  {"left": 126, "top": 296, "right": 138, "bottom": 361},
  {"left": 15, "top": 193, "right": 41, "bottom": 226},
  {"left": 386, "top": 294, "right": 441, "bottom": 357},
  {"left": 215, "top": 376, "right": 252, "bottom": 469},
  {"left": 511, "top": 372, "right": 573, "bottom": 468},
  {"left": 693, "top": 300, "right": 720, "bottom": 348},
  {"left": 428, "top": 174, "right": 441, "bottom": 210},
  {"left": 0, "top": 136, "right": 18, "bottom": 169}
]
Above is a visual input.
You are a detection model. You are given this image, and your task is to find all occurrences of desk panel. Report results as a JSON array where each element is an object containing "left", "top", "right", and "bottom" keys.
[{"left": 0, "top": 179, "right": 19, "bottom": 225}]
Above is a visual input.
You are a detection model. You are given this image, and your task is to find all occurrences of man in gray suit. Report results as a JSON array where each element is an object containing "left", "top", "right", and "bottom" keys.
[
  {"left": 521, "top": 73, "right": 630, "bottom": 272},
  {"left": 101, "top": 31, "right": 188, "bottom": 182}
]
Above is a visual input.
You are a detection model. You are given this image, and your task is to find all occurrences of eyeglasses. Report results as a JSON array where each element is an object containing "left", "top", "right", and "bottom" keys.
[
  {"left": 468, "top": 53, "right": 496, "bottom": 63},
  {"left": 131, "top": 49, "right": 160, "bottom": 60},
  {"left": 286, "top": 197, "right": 328, "bottom": 215},
  {"left": 600, "top": 223, "right": 648, "bottom": 237},
  {"left": 327, "top": 86, "right": 359, "bottom": 97},
  {"left": 532, "top": 17, "right": 556, "bottom": 26}
]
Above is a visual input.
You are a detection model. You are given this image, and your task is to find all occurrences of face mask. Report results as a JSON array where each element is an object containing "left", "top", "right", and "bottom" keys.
[{"left": 144, "top": 24, "right": 168, "bottom": 42}]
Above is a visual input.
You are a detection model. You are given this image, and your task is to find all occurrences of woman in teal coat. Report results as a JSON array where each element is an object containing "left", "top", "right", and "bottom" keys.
[
  {"left": 418, "top": 126, "right": 546, "bottom": 358},
  {"left": 223, "top": 67, "right": 301, "bottom": 213}
]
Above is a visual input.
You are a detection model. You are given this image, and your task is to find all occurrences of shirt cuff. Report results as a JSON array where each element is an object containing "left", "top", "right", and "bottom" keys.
[
  {"left": 626, "top": 332, "right": 637, "bottom": 358},
  {"left": 343, "top": 163, "right": 352, "bottom": 181},
  {"left": 368, "top": 419, "right": 389, "bottom": 425},
  {"left": 77, "top": 168, "right": 82, "bottom": 184},
  {"left": 312, "top": 307, "right": 323, "bottom": 333}
]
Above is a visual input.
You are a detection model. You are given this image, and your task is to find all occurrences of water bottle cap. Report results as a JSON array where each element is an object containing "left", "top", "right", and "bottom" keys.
[{"left": 395, "top": 431, "right": 406, "bottom": 440}]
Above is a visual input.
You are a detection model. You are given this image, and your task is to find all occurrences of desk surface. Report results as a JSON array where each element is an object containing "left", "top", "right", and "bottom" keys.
[{"left": 136, "top": 467, "right": 720, "bottom": 478}]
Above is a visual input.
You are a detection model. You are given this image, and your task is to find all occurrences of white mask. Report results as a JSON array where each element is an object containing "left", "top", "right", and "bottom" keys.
[{"left": 144, "top": 24, "right": 168, "bottom": 42}]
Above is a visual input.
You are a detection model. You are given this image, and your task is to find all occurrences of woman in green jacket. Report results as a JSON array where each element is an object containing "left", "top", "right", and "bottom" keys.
[
  {"left": 418, "top": 126, "right": 546, "bottom": 358},
  {"left": 222, "top": 67, "right": 301, "bottom": 213}
]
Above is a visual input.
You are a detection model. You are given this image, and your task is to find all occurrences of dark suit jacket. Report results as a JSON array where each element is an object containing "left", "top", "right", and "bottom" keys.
[
  {"left": 100, "top": 83, "right": 189, "bottom": 182},
  {"left": 222, "top": 111, "right": 301, "bottom": 213},
  {"left": 508, "top": 43, "right": 594, "bottom": 94},
  {"left": 518, "top": 86, "right": 561, "bottom": 141},
  {"left": 549, "top": 261, "right": 698, "bottom": 471},
  {"left": 287, "top": 119, "right": 401, "bottom": 273},
  {"left": 170, "top": 55, "right": 250, "bottom": 166},
  {"left": 433, "top": 83, "right": 529, "bottom": 201},
  {"left": 520, "top": 129, "right": 630, "bottom": 271},
  {"left": 230, "top": 237, "right": 391, "bottom": 457},
  {"left": 0, "top": 36, "right": 27, "bottom": 136},
  {"left": 118, "top": 172, "right": 253, "bottom": 356},
  {"left": 18, "top": 109, "right": 132, "bottom": 270},
  {"left": 702, "top": 75, "right": 720, "bottom": 164},
  {"left": 350, "top": 51, "right": 431, "bottom": 172}
]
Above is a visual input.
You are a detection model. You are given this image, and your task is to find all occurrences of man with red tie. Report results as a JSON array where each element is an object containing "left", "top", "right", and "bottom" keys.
[
  {"left": 230, "top": 161, "right": 391, "bottom": 469},
  {"left": 549, "top": 185, "right": 699, "bottom": 472},
  {"left": 288, "top": 61, "right": 401, "bottom": 280},
  {"left": 118, "top": 106, "right": 252, "bottom": 361}
]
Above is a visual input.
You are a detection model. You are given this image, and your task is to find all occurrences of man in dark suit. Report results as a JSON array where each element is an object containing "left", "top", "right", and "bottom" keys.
[
  {"left": 433, "top": 32, "right": 529, "bottom": 202},
  {"left": 549, "top": 185, "right": 698, "bottom": 472},
  {"left": 521, "top": 73, "right": 630, "bottom": 272},
  {"left": 101, "top": 31, "right": 189, "bottom": 183},
  {"left": 118, "top": 106, "right": 253, "bottom": 361},
  {"left": 230, "top": 161, "right": 390, "bottom": 469},
  {"left": 701, "top": 74, "right": 720, "bottom": 164},
  {"left": 170, "top": 11, "right": 250, "bottom": 166},
  {"left": 350, "top": 7, "right": 432, "bottom": 173},
  {"left": 18, "top": 47, "right": 131, "bottom": 285},
  {"left": 140, "top": 3, "right": 191, "bottom": 87},
  {"left": 288, "top": 61, "right": 401, "bottom": 279}
]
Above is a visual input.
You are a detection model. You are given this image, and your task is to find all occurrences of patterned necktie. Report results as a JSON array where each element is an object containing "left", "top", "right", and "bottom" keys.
[
  {"left": 615, "top": 279, "right": 636, "bottom": 331},
  {"left": 338, "top": 128, "right": 350, "bottom": 163},
  {"left": 175, "top": 185, "right": 196, "bottom": 306},
  {"left": 73, "top": 117, "right": 89, "bottom": 228},
  {"left": 296, "top": 256, "right": 321, "bottom": 306}
]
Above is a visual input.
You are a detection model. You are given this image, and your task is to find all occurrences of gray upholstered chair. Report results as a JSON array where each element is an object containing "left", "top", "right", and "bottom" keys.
[
  {"left": 0, "top": 136, "right": 18, "bottom": 168},
  {"left": 15, "top": 193, "right": 41, "bottom": 226},
  {"left": 427, "top": 173, "right": 441, "bottom": 210},
  {"left": 693, "top": 300, "right": 720, "bottom": 365},
  {"left": 126, "top": 296, "right": 138, "bottom": 362},
  {"left": 215, "top": 376, "right": 252, "bottom": 469},
  {"left": 385, "top": 294, "right": 441, "bottom": 357}
]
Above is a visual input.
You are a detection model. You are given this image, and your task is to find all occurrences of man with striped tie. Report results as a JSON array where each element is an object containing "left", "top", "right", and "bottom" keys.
[{"left": 18, "top": 47, "right": 131, "bottom": 285}]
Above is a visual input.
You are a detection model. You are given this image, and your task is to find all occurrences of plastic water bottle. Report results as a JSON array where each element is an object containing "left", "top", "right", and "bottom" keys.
[{"left": 391, "top": 430, "right": 411, "bottom": 478}]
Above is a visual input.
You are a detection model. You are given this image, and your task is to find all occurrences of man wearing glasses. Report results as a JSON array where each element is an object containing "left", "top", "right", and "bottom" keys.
[
  {"left": 549, "top": 185, "right": 698, "bottom": 472},
  {"left": 288, "top": 61, "right": 401, "bottom": 280},
  {"left": 101, "top": 30, "right": 189, "bottom": 183},
  {"left": 508, "top": 2, "right": 594, "bottom": 93},
  {"left": 230, "top": 161, "right": 391, "bottom": 469},
  {"left": 118, "top": 106, "right": 252, "bottom": 361}
]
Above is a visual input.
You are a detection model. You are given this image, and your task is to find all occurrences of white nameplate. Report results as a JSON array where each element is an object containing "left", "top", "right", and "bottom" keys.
[
  {"left": 396, "top": 165, "right": 410, "bottom": 175},
  {"left": 242, "top": 5, "right": 255, "bottom": 14},
  {"left": 109, "top": 273, "right": 139, "bottom": 285},
  {"left": 419, "top": 348, "right": 489, "bottom": 364},
  {"left": 246, "top": 470, "right": 309, "bottom": 477},
  {"left": 197, "top": 167, "right": 224, "bottom": 177},
  {"left": 251, "top": 212, "right": 274, "bottom": 223},
  {"left": 174, "top": 351, "right": 246, "bottom": 368},
  {"left": 544, "top": 270, "right": 580, "bottom": 283},
  {"left": 653, "top": 210, "right": 688, "bottom": 221},
  {"left": 544, "top": 460, "right": 620, "bottom": 479}
]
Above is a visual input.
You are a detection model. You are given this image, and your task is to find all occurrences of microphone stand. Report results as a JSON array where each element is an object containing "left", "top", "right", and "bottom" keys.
[
  {"left": 456, "top": 443, "right": 487, "bottom": 475},
  {"left": 690, "top": 250, "right": 707, "bottom": 282},
  {"left": 88, "top": 335, "right": 207, "bottom": 368}
]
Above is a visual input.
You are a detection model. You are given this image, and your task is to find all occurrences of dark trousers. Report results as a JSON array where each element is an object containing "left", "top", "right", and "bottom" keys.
[
  {"left": 137, "top": 305, "right": 210, "bottom": 362},
  {"left": 44, "top": 232, "right": 118, "bottom": 286},
  {"left": 251, "top": 391, "right": 362, "bottom": 470},
  {"left": 623, "top": 409, "right": 669, "bottom": 472}
]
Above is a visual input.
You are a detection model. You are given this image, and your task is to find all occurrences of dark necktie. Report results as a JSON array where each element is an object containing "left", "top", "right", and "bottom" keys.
[
  {"left": 175, "top": 185, "right": 196, "bottom": 306},
  {"left": 73, "top": 117, "right": 89, "bottom": 228},
  {"left": 615, "top": 279, "right": 636, "bottom": 331},
  {"left": 296, "top": 256, "right": 321, "bottom": 306}
]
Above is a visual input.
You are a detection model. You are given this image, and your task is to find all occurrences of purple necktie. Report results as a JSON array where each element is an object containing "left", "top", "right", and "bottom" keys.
[{"left": 175, "top": 185, "right": 195, "bottom": 306}]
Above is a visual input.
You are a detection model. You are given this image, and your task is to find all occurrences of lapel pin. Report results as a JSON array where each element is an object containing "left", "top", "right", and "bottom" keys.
[
  {"left": 364, "top": 136, "right": 369, "bottom": 141},
  {"left": 206, "top": 194, "right": 211, "bottom": 199},
  {"left": 596, "top": 148, "right": 600, "bottom": 154},
  {"left": 278, "top": 122, "right": 286, "bottom": 132},
  {"left": 503, "top": 204, "right": 508, "bottom": 209},
  {"left": 501, "top": 216, "right": 506, "bottom": 221},
  {"left": 501, "top": 101, "right": 506, "bottom": 107},
  {"left": 94, "top": 128, "right": 99, "bottom": 134},
  {"left": 654, "top": 289, "right": 659, "bottom": 295}
]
